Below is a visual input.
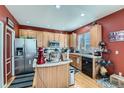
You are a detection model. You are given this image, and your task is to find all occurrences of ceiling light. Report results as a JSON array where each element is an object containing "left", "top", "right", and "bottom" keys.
[
  {"left": 56, "top": 5, "right": 61, "bottom": 9},
  {"left": 47, "top": 25, "right": 50, "bottom": 27},
  {"left": 26, "top": 21, "right": 30, "bottom": 24},
  {"left": 81, "top": 13, "right": 85, "bottom": 17}
]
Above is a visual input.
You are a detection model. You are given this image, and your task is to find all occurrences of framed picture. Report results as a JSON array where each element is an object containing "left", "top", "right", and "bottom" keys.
[
  {"left": 7, "top": 17, "right": 14, "bottom": 29},
  {"left": 109, "top": 30, "right": 124, "bottom": 42}
]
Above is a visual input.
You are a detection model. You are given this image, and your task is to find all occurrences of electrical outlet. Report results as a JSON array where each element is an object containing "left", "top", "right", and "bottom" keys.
[
  {"left": 115, "top": 50, "right": 119, "bottom": 55},
  {"left": 119, "top": 72, "right": 122, "bottom": 76}
]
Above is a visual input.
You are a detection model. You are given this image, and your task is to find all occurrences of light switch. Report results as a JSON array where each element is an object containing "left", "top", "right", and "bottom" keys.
[{"left": 115, "top": 50, "right": 119, "bottom": 55}]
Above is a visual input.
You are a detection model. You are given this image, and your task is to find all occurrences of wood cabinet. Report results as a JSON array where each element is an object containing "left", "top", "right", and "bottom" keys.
[
  {"left": 42, "top": 32, "right": 49, "bottom": 47},
  {"left": 36, "top": 31, "right": 43, "bottom": 47},
  {"left": 54, "top": 33, "right": 60, "bottom": 41},
  {"left": 19, "top": 29, "right": 69, "bottom": 48},
  {"left": 64, "top": 34, "right": 69, "bottom": 48},
  {"left": 90, "top": 24, "right": 102, "bottom": 48},
  {"left": 48, "top": 32, "right": 54, "bottom": 41},
  {"left": 69, "top": 54, "right": 82, "bottom": 70},
  {"left": 19, "top": 29, "right": 28, "bottom": 38},
  {"left": 27, "top": 30, "right": 37, "bottom": 38},
  {"left": 33, "top": 64, "right": 69, "bottom": 88},
  {"left": 59, "top": 33, "right": 65, "bottom": 48},
  {"left": 69, "top": 33, "right": 77, "bottom": 48}
]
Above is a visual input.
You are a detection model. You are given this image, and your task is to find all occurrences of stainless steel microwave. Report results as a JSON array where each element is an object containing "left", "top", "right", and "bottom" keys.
[{"left": 48, "top": 41, "right": 60, "bottom": 48}]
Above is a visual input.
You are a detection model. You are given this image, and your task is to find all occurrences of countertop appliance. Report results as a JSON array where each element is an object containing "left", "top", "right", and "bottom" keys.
[
  {"left": 44, "top": 48, "right": 61, "bottom": 63},
  {"left": 14, "top": 38, "right": 37, "bottom": 75}
]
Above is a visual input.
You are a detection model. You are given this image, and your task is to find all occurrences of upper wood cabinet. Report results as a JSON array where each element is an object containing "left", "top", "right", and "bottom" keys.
[
  {"left": 36, "top": 31, "right": 43, "bottom": 47},
  {"left": 19, "top": 29, "right": 69, "bottom": 48},
  {"left": 59, "top": 33, "right": 65, "bottom": 48},
  {"left": 69, "top": 33, "right": 77, "bottom": 48},
  {"left": 64, "top": 34, "right": 69, "bottom": 48},
  {"left": 54, "top": 33, "right": 60, "bottom": 41},
  {"left": 19, "top": 29, "right": 28, "bottom": 38},
  {"left": 42, "top": 31, "right": 49, "bottom": 47},
  {"left": 90, "top": 24, "right": 102, "bottom": 48},
  {"left": 27, "top": 30, "right": 37, "bottom": 38},
  {"left": 48, "top": 32, "right": 54, "bottom": 41}
]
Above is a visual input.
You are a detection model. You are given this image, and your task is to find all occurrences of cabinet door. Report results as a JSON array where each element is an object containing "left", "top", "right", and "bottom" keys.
[
  {"left": 64, "top": 34, "right": 69, "bottom": 48},
  {"left": 37, "top": 31, "right": 43, "bottom": 48},
  {"left": 42, "top": 32, "right": 49, "bottom": 47},
  {"left": 76, "top": 57, "right": 82, "bottom": 71},
  {"left": 69, "top": 34, "right": 73, "bottom": 47},
  {"left": 59, "top": 34, "right": 65, "bottom": 48},
  {"left": 69, "top": 33, "right": 76, "bottom": 48},
  {"left": 27, "top": 30, "right": 37, "bottom": 39},
  {"left": 90, "top": 24, "right": 102, "bottom": 48},
  {"left": 19, "top": 29, "right": 28, "bottom": 38},
  {"left": 69, "top": 55, "right": 75, "bottom": 66},
  {"left": 48, "top": 32, "right": 54, "bottom": 41},
  {"left": 54, "top": 33, "right": 60, "bottom": 42}
]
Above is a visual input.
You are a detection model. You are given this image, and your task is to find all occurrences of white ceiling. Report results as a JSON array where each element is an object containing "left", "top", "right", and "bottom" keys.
[{"left": 6, "top": 5, "right": 124, "bottom": 31}]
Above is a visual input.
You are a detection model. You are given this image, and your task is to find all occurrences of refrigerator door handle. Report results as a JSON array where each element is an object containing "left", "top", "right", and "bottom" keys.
[{"left": 29, "top": 60, "right": 32, "bottom": 64}]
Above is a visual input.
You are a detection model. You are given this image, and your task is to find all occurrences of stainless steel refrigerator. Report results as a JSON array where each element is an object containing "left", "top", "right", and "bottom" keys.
[{"left": 14, "top": 38, "right": 37, "bottom": 75}]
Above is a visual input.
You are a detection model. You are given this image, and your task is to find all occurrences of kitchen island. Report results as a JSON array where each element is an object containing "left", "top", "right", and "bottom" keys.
[{"left": 33, "top": 60, "right": 72, "bottom": 88}]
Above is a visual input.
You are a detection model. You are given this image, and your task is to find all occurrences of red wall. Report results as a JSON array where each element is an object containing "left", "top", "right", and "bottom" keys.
[
  {"left": 0, "top": 5, "right": 19, "bottom": 84},
  {"left": 19, "top": 25, "right": 71, "bottom": 34},
  {"left": 74, "top": 9, "right": 124, "bottom": 75},
  {"left": 0, "top": 5, "right": 19, "bottom": 37}
]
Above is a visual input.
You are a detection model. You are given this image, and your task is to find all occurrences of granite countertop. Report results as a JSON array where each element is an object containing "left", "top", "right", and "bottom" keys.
[
  {"left": 33, "top": 59, "right": 72, "bottom": 68},
  {"left": 69, "top": 53, "right": 102, "bottom": 59}
]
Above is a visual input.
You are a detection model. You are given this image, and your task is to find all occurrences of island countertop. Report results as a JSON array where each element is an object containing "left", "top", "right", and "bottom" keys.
[
  {"left": 33, "top": 59, "right": 72, "bottom": 68},
  {"left": 69, "top": 53, "right": 102, "bottom": 59}
]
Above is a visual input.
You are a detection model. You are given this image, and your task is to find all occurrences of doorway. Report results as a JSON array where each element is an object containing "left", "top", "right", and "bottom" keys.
[
  {"left": 0, "top": 21, "right": 4, "bottom": 88},
  {"left": 4, "top": 26, "right": 15, "bottom": 86}
]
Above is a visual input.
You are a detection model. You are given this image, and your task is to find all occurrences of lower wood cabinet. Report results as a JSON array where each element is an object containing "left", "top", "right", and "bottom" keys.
[
  {"left": 69, "top": 54, "right": 82, "bottom": 70},
  {"left": 33, "top": 64, "right": 69, "bottom": 88}
]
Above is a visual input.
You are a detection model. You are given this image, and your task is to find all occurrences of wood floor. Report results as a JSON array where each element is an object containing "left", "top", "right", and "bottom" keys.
[
  {"left": 5, "top": 76, "right": 15, "bottom": 88},
  {"left": 70, "top": 72, "right": 102, "bottom": 88},
  {"left": 9, "top": 72, "right": 102, "bottom": 88}
]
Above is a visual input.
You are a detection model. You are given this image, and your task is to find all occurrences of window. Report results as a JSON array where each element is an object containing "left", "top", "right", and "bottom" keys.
[
  {"left": 84, "top": 32, "right": 90, "bottom": 49},
  {"left": 77, "top": 32, "right": 91, "bottom": 50},
  {"left": 78, "top": 34, "right": 84, "bottom": 50}
]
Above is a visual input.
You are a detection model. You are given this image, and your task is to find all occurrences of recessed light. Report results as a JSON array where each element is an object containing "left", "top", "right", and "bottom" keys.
[
  {"left": 81, "top": 13, "right": 85, "bottom": 17},
  {"left": 56, "top": 5, "right": 61, "bottom": 9},
  {"left": 47, "top": 25, "right": 50, "bottom": 27},
  {"left": 26, "top": 21, "right": 30, "bottom": 24}
]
